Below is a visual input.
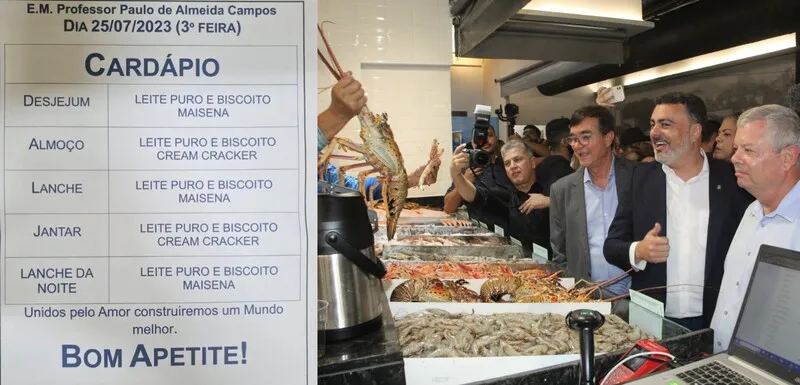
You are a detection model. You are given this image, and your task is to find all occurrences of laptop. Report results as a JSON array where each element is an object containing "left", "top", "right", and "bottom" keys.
[{"left": 625, "top": 244, "right": 800, "bottom": 385}]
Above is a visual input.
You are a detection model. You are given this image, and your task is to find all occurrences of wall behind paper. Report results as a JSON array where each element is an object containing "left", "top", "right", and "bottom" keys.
[{"left": 317, "top": 0, "right": 453, "bottom": 198}]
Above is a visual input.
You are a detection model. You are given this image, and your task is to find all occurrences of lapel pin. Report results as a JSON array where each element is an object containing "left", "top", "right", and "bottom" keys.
[{"left": 717, "top": 185, "right": 722, "bottom": 190}]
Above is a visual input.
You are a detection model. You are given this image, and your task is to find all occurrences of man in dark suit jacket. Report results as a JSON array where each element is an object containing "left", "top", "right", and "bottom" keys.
[
  {"left": 604, "top": 92, "right": 753, "bottom": 331},
  {"left": 550, "top": 106, "right": 637, "bottom": 298}
]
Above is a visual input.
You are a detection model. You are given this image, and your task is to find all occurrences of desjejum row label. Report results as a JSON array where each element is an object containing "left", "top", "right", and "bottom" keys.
[
  {"left": 5, "top": 84, "right": 299, "bottom": 127},
  {"left": 0, "top": 1, "right": 317, "bottom": 385}
]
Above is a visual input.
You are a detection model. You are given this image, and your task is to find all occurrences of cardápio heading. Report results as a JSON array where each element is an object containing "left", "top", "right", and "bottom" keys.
[{"left": 85, "top": 53, "right": 219, "bottom": 77}]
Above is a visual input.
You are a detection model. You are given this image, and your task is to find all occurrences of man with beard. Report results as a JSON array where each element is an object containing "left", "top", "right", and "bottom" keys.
[
  {"left": 603, "top": 92, "right": 752, "bottom": 330},
  {"left": 536, "top": 118, "right": 576, "bottom": 193},
  {"left": 450, "top": 140, "right": 551, "bottom": 256},
  {"left": 444, "top": 125, "right": 513, "bottom": 230},
  {"left": 710, "top": 104, "right": 800, "bottom": 352},
  {"left": 550, "top": 106, "right": 637, "bottom": 297}
]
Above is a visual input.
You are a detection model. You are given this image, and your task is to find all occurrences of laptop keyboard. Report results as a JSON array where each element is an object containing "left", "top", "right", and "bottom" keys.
[{"left": 675, "top": 361, "right": 758, "bottom": 385}]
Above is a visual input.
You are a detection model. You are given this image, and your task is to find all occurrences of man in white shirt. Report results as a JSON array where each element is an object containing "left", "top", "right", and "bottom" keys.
[
  {"left": 604, "top": 92, "right": 752, "bottom": 331},
  {"left": 710, "top": 104, "right": 800, "bottom": 352}
]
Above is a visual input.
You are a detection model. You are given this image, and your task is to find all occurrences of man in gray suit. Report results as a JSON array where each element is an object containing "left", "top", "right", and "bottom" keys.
[{"left": 550, "top": 105, "right": 637, "bottom": 297}]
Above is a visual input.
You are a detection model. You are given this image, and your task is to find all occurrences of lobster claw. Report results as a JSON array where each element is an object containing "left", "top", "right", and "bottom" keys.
[
  {"left": 383, "top": 181, "right": 407, "bottom": 241},
  {"left": 385, "top": 204, "right": 400, "bottom": 241}
]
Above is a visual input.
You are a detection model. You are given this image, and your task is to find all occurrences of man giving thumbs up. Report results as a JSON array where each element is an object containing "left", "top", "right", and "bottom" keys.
[{"left": 602, "top": 92, "right": 752, "bottom": 331}]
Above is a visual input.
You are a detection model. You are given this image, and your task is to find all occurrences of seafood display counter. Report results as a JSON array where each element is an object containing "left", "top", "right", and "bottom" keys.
[
  {"left": 322, "top": 218, "right": 714, "bottom": 385},
  {"left": 466, "top": 301, "right": 714, "bottom": 385}
]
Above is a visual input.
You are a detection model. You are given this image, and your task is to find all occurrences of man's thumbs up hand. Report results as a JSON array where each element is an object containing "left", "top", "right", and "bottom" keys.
[{"left": 635, "top": 222, "right": 670, "bottom": 264}]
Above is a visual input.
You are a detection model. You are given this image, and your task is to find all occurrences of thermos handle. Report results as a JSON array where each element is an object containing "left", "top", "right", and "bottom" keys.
[{"left": 325, "top": 231, "right": 387, "bottom": 279}]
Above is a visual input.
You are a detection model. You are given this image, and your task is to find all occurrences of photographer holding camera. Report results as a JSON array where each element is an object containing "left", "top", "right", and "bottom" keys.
[
  {"left": 444, "top": 126, "right": 513, "bottom": 219},
  {"left": 443, "top": 111, "right": 512, "bottom": 229},
  {"left": 449, "top": 106, "right": 552, "bottom": 255}
]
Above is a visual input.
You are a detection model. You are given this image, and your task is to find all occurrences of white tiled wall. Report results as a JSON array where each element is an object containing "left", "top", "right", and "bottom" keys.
[
  {"left": 450, "top": 58, "right": 485, "bottom": 116},
  {"left": 317, "top": 0, "right": 453, "bottom": 198}
]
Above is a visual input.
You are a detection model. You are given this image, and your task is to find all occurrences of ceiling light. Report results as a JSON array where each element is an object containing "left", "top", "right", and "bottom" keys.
[
  {"left": 452, "top": 25, "right": 455, "bottom": 54},
  {"left": 592, "top": 33, "right": 797, "bottom": 90},
  {"left": 524, "top": 0, "right": 643, "bottom": 21}
]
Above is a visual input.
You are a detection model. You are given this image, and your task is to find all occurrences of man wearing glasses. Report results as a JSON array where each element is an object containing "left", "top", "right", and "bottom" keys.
[{"left": 549, "top": 106, "right": 637, "bottom": 298}]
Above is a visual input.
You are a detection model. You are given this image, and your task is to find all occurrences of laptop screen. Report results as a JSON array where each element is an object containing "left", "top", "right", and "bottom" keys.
[{"left": 730, "top": 258, "right": 800, "bottom": 382}]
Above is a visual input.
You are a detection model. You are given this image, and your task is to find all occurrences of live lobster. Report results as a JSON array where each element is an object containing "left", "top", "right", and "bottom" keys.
[{"left": 316, "top": 22, "right": 412, "bottom": 240}]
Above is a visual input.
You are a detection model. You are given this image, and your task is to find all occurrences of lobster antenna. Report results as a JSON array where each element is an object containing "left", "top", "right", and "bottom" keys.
[
  {"left": 317, "top": 50, "right": 340, "bottom": 81},
  {"left": 603, "top": 283, "right": 720, "bottom": 302},
  {"left": 317, "top": 22, "right": 346, "bottom": 79}
]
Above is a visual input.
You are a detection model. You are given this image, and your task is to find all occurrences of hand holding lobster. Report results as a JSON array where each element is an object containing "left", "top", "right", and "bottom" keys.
[
  {"left": 329, "top": 72, "right": 366, "bottom": 120},
  {"left": 316, "top": 22, "right": 409, "bottom": 240}
]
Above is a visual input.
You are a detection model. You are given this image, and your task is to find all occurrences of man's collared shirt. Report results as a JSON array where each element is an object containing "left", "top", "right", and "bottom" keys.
[
  {"left": 584, "top": 158, "right": 631, "bottom": 296},
  {"left": 710, "top": 180, "right": 800, "bottom": 353},
  {"left": 474, "top": 181, "right": 550, "bottom": 256},
  {"left": 629, "top": 150, "right": 710, "bottom": 318}
]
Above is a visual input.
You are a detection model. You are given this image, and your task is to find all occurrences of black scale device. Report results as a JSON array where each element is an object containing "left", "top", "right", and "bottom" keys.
[{"left": 566, "top": 309, "right": 674, "bottom": 385}]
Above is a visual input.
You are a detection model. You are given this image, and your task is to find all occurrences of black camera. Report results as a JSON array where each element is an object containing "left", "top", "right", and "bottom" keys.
[
  {"left": 463, "top": 104, "right": 493, "bottom": 168},
  {"left": 462, "top": 147, "right": 491, "bottom": 168}
]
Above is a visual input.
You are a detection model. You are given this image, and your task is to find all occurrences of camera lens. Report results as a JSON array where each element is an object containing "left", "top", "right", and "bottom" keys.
[{"left": 470, "top": 150, "right": 490, "bottom": 168}]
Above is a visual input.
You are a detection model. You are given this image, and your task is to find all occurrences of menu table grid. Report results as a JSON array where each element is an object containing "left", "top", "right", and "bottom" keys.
[{"left": 3, "top": 43, "right": 303, "bottom": 307}]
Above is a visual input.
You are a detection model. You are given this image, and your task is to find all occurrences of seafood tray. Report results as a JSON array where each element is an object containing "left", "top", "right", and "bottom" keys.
[
  {"left": 383, "top": 278, "right": 578, "bottom": 303},
  {"left": 380, "top": 250, "right": 524, "bottom": 264},
  {"left": 390, "top": 302, "right": 617, "bottom": 385},
  {"left": 381, "top": 239, "right": 524, "bottom": 260},
  {"left": 374, "top": 225, "right": 494, "bottom": 238},
  {"left": 383, "top": 261, "right": 552, "bottom": 280},
  {"left": 386, "top": 234, "right": 508, "bottom": 246}
]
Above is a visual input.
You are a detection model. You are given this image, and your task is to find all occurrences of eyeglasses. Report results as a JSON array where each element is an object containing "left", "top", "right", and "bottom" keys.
[{"left": 565, "top": 132, "right": 593, "bottom": 146}]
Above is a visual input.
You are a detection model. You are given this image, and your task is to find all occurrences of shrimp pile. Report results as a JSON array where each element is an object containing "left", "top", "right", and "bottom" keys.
[{"left": 395, "top": 309, "right": 652, "bottom": 358}]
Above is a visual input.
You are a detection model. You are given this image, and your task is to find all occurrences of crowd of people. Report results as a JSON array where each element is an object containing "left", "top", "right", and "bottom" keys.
[
  {"left": 446, "top": 85, "right": 800, "bottom": 354},
  {"left": 318, "top": 72, "right": 800, "bottom": 353}
]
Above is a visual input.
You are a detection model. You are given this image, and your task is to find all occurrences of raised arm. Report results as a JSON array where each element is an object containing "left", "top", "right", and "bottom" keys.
[{"left": 317, "top": 73, "right": 366, "bottom": 151}]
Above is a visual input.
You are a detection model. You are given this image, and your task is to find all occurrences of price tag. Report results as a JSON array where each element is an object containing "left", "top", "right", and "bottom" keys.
[
  {"left": 629, "top": 290, "right": 665, "bottom": 339},
  {"left": 532, "top": 242, "right": 549, "bottom": 263},
  {"left": 509, "top": 236, "right": 522, "bottom": 247},
  {"left": 494, "top": 225, "right": 505, "bottom": 237}
]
